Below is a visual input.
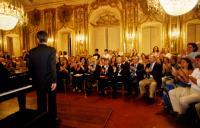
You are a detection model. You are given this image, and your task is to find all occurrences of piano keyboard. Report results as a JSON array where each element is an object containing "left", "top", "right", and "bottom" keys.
[{"left": 0, "top": 85, "right": 32, "bottom": 97}]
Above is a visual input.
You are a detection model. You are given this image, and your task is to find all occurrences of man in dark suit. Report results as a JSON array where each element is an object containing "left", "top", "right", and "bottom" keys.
[
  {"left": 138, "top": 55, "right": 162, "bottom": 103},
  {"left": 111, "top": 56, "right": 130, "bottom": 98},
  {"left": 28, "top": 31, "right": 58, "bottom": 124},
  {"left": 129, "top": 56, "right": 145, "bottom": 96}
]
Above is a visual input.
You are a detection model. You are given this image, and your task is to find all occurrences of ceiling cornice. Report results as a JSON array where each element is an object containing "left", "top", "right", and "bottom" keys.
[{"left": 23, "top": 0, "right": 94, "bottom": 11}]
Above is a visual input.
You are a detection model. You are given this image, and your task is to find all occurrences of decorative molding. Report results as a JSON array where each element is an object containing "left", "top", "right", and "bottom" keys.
[
  {"left": 91, "top": 13, "right": 120, "bottom": 26},
  {"left": 89, "top": 0, "right": 122, "bottom": 13},
  {"left": 138, "top": 0, "right": 165, "bottom": 24},
  {"left": 23, "top": 0, "right": 94, "bottom": 11},
  {"left": 57, "top": 5, "right": 73, "bottom": 23},
  {"left": 28, "top": 9, "right": 41, "bottom": 27}
]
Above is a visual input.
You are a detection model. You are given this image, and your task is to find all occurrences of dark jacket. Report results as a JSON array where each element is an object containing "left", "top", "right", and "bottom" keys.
[
  {"left": 28, "top": 44, "right": 57, "bottom": 90},
  {"left": 146, "top": 62, "right": 162, "bottom": 84},
  {"left": 135, "top": 63, "right": 145, "bottom": 81}
]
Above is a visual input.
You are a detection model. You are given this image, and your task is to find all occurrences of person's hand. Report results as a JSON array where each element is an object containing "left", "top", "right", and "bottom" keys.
[
  {"left": 172, "top": 67, "right": 178, "bottom": 76},
  {"left": 178, "top": 70, "right": 185, "bottom": 77},
  {"left": 145, "top": 68, "right": 151, "bottom": 73},
  {"left": 51, "top": 83, "right": 57, "bottom": 91},
  {"left": 60, "top": 66, "right": 64, "bottom": 71}
]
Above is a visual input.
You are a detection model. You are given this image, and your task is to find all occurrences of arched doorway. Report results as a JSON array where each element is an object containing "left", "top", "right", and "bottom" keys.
[
  {"left": 139, "top": 22, "right": 163, "bottom": 54},
  {"left": 56, "top": 28, "right": 74, "bottom": 56},
  {"left": 89, "top": 6, "right": 122, "bottom": 54},
  {"left": 186, "top": 19, "right": 200, "bottom": 52},
  {"left": 186, "top": 19, "right": 200, "bottom": 43},
  {"left": 4, "top": 34, "right": 21, "bottom": 57}
]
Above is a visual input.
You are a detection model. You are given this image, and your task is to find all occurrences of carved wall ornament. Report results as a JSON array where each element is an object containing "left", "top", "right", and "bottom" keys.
[
  {"left": 139, "top": 0, "right": 164, "bottom": 18},
  {"left": 181, "top": 7, "right": 200, "bottom": 23},
  {"left": 94, "top": 13, "right": 120, "bottom": 26},
  {"left": 193, "top": 7, "right": 200, "bottom": 19},
  {"left": 28, "top": 9, "right": 41, "bottom": 26},
  {"left": 90, "top": 0, "right": 122, "bottom": 11},
  {"left": 57, "top": 5, "right": 73, "bottom": 23}
]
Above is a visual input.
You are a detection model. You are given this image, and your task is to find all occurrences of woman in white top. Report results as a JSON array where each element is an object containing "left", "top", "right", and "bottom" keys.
[{"left": 169, "top": 55, "right": 200, "bottom": 115}]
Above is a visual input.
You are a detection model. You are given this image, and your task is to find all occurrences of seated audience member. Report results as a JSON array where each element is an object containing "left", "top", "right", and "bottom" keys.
[
  {"left": 112, "top": 56, "right": 130, "bottom": 98},
  {"left": 71, "top": 63, "right": 85, "bottom": 93},
  {"left": 110, "top": 56, "right": 117, "bottom": 67},
  {"left": 152, "top": 46, "right": 160, "bottom": 58},
  {"left": 80, "top": 57, "right": 88, "bottom": 72},
  {"left": 169, "top": 55, "right": 200, "bottom": 117},
  {"left": 56, "top": 57, "right": 70, "bottom": 91},
  {"left": 63, "top": 51, "right": 69, "bottom": 59},
  {"left": 98, "top": 59, "right": 113, "bottom": 96},
  {"left": 129, "top": 56, "right": 145, "bottom": 96},
  {"left": 163, "top": 57, "right": 193, "bottom": 111},
  {"left": 139, "top": 53, "right": 149, "bottom": 67},
  {"left": 84, "top": 57, "right": 97, "bottom": 94},
  {"left": 102, "top": 49, "right": 111, "bottom": 60},
  {"left": 160, "top": 48, "right": 172, "bottom": 59},
  {"left": 130, "top": 48, "right": 138, "bottom": 57},
  {"left": 138, "top": 55, "right": 162, "bottom": 103},
  {"left": 162, "top": 57, "right": 173, "bottom": 88},
  {"left": 187, "top": 42, "right": 200, "bottom": 61}
]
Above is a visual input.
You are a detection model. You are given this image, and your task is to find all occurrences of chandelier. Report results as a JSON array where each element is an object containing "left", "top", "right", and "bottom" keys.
[
  {"left": 0, "top": 0, "right": 27, "bottom": 31},
  {"left": 147, "top": 0, "right": 200, "bottom": 16},
  {"left": 147, "top": 0, "right": 163, "bottom": 13}
]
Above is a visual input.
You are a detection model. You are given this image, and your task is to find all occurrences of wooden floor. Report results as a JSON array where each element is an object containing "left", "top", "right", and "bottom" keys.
[{"left": 0, "top": 91, "right": 191, "bottom": 128}]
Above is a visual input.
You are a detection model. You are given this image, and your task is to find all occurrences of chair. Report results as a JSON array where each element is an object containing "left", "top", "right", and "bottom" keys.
[
  {"left": 104, "top": 80, "right": 113, "bottom": 96},
  {"left": 62, "top": 78, "right": 70, "bottom": 95},
  {"left": 116, "top": 81, "right": 125, "bottom": 96}
]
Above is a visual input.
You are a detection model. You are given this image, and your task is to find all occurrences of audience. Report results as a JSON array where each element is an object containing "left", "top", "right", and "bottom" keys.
[
  {"left": 169, "top": 55, "right": 200, "bottom": 118},
  {"left": 1, "top": 42, "right": 200, "bottom": 124}
]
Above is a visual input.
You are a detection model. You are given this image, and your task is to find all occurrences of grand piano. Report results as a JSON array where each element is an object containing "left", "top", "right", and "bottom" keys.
[
  {"left": 0, "top": 68, "right": 32, "bottom": 103},
  {"left": 0, "top": 67, "right": 50, "bottom": 128}
]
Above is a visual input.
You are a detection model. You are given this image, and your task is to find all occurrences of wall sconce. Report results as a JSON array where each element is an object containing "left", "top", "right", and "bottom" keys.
[
  {"left": 76, "top": 33, "right": 85, "bottom": 43},
  {"left": 126, "top": 33, "right": 135, "bottom": 39},
  {"left": 170, "top": 29, "right": 179, "bottom": 52},
  {"left": 47, "top": 37, "right": 54, "bottom": 43},
  {"left": 170, "top": 29, "right": 179, "bottom": 39},
  {"left": 126, "top": 32, "right": 135, "bottom": 49}
]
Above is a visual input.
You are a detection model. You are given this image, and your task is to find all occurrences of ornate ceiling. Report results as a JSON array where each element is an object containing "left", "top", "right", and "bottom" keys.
[{"left": 22, "top": 0, "right": 95, "bottom": 10}]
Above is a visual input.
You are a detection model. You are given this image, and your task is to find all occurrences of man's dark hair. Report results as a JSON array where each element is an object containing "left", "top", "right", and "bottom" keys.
[
  {"left": 63, "top": 51, "right": 67, "bottom": 55},
  {"left": 181, "top": 57, "right": 194, "bottom": 71},
  {"left": 195, "top": 54, "right": 200, "bottom": 59},
  {"left": 187, "top": 42, "right": 198, "bottom": 52},
  {"left": 36, "top": 31, "right": 48, "bottom": 43},
  {"left": 95, "top": 49, "right": 99, "bottom": 52}
]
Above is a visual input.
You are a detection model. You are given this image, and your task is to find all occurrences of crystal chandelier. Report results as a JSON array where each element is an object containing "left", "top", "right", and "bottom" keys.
[
  {"left": 147, "top": 0, "right": 162, "bottom": 12},
  {"left": 147, "top": 0, "right": 200, "bottom": 16},
  {"left": 160, "top": 0, "right": 199, "bottom": 16},
  {"left": 0, "top": 0, "right": 27, "bottom": 31}
]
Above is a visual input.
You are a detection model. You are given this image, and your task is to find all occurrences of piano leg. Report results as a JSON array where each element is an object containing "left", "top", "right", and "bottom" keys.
[{"left": 17, "top": 93, "right": 26, "bottom": 111}]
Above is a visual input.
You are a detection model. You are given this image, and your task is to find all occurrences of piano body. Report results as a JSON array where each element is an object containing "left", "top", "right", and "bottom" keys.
[
  {"left": 0, "top": 68, "right": 45, "bottom": 128},
  {"left": 0, "top": 68, "right": 33, "bottom": 103},
  {"left": 0, "top": 68, "right": 53, "bottom": 128}
]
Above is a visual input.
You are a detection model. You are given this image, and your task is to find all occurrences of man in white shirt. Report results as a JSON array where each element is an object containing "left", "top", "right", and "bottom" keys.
[{"left": 102, "top": 49, "right": 111, "bottom": 60}]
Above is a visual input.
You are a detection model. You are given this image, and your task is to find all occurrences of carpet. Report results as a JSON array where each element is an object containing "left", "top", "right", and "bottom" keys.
[{"left": 58, "top": 102, "right": 112, "bottom": 128}]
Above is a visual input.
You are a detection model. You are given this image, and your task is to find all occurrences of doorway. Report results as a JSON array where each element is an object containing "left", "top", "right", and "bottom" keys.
[
  {"left": 56, "top": 30, "right": 73, "bottom": 56},
  {"left": 140, "top": 22, "right": 162, "bottom": 54}
]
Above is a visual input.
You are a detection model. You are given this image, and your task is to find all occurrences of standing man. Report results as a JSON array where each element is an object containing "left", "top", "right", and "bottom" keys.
[
  {"left": 93, "top": 48, "right": 100, "bottom": 60},
  {"left": 28, "top": 31, "right": 58, "bottom": 124}
]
